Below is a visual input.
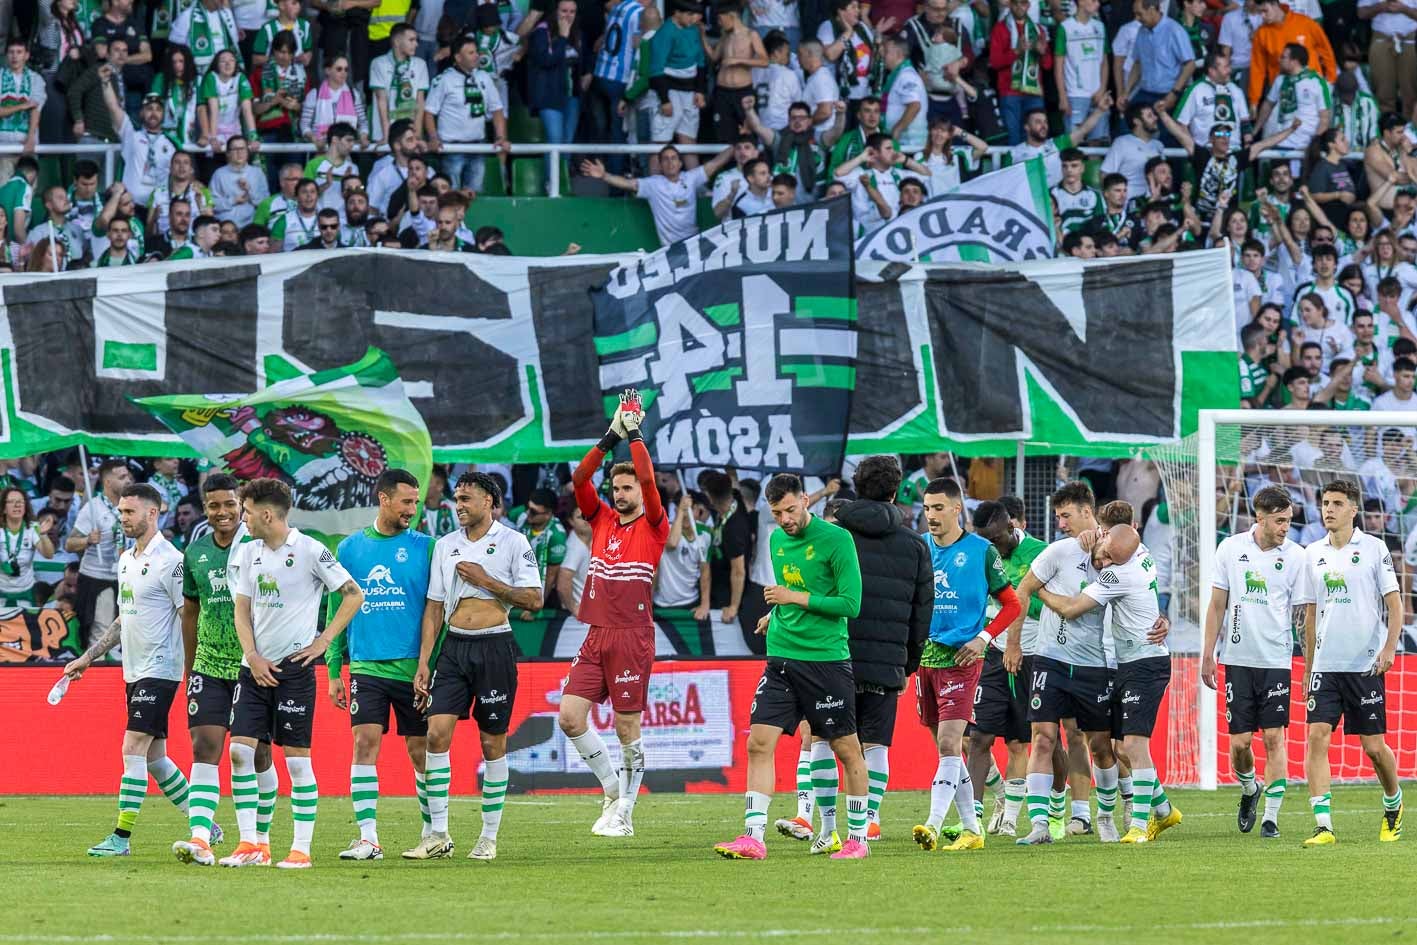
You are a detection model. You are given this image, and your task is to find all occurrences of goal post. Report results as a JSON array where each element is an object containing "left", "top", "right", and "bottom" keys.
[{"left": 1154, "top": 408, "right": 1417, "bottom": 790}]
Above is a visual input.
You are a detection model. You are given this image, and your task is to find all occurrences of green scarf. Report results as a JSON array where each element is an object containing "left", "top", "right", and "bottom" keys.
[{"left": 1009, "top": 13, "right": 1041, "bottom": 96}]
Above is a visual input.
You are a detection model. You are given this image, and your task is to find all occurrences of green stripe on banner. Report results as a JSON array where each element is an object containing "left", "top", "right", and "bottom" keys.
[
  {"left": 795, "top": 297, "right": 857, "bottom": 321},
  {"left": 704, "top": 303, "right": 741, "bottom": 327},
  {"left": 692, "top": 368, "right": 743, "bottom": 393},
  {"left": 103, "top": 342, "right": 157, "bottom": 371},
  {"left": 1024, "top": 158, "right": 1055, "bottom": 250},
  {"left": 956, "top": 245, "right": 992, "bottom": 263},
  {"left": 781, "top": 363, "right": 855, "bottom": 389},
  {"left": 262, "top": 355, "right": 305, "bottom": 383},
  {"left": 593, "top": 322, "right": 658, "bottom": 357}
]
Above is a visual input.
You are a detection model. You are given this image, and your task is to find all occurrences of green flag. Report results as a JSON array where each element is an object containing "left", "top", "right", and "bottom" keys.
[{"left": 134, "top": 347, "right": 432, "bottom": 538}]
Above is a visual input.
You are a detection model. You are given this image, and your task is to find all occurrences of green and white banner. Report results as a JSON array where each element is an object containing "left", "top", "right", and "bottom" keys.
[
  {"left": 0, "top": 243, "right": 1237, "bottom": 469},
  {"left": 134, "top": 348, "right": 432, "bottom": 535},
  {"left": 854, "top": 159, "right": 1056, "bottom": 263}
]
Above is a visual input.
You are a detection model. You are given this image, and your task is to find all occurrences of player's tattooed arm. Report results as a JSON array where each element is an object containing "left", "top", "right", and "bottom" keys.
[
  {"left": 292, "top": 579, "right": 364, "bottom": 666},
  {"left": 63, "top": 616, "right": 122, "bottom": 677}
]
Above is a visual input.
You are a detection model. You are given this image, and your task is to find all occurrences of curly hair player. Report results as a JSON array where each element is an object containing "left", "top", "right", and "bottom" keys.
[{"left": 557, "top": 389, "right": 670, "bottom": 838}]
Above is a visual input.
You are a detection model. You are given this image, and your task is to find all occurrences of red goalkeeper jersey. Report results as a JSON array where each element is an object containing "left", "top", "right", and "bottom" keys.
[{"left": 573, "top": 439, "right": 669, "bottom": 629}]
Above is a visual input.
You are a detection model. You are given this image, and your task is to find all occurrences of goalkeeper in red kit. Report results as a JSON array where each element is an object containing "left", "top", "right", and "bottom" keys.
[{"left": 557, "top": 389, "right": 670, "bottom": 839}]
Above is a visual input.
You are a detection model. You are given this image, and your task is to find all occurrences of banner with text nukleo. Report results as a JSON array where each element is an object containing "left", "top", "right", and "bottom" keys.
[
  {"left": 0, "top": 241, "right": 1233, "bottom": 465},
  {"left": 590, "top": 196, "right": 856, "bottom": 475},
  {"left": 854, "top": 159, "right": 1056, "bottom": 263}
]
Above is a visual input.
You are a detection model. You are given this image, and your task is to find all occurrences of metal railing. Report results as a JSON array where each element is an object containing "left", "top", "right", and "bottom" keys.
[{"left": 0, "top": 139, "right": 1326, "bottom": 199}]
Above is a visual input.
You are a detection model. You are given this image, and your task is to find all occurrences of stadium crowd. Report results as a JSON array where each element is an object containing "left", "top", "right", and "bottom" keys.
[{"left": 0, "top": 0, "right": 1404, "bottom": 262}]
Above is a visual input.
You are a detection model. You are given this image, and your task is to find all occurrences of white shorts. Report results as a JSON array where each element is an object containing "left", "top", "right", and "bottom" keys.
[{"left": 650, "top": 88, "right": 700, "bottom": 142}]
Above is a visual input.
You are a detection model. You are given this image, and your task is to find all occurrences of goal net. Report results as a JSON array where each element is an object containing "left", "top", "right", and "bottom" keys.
[{"left": 1151, "top": 409, "right": 1417, "bottom": 788}]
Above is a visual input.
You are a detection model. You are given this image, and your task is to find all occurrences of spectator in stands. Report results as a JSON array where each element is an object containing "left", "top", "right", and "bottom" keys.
[
  {"left": 1358, "top": 0, "right": 1417, "bottom": 117},
  {"left": 557, "top": 504, "right": 591, "bottom": 615},
  {"left": 92, "top": 212, "right": 138, "bottom": 265},
  {"left": 707, "top": 3, "right": 765, "bottom": 146},
  {"left": 147, "top": 151, "right": 211, "bottom": 237},
  {"left": 1279, "top": 365, "right": 1313, "bottom": 409},
  {"left": 168, "top": 212, "right": 219, "bottom": 259},
  {"left": 1062, "top": 230, "right": 1097, "bottom": 257},
  {"left": 1218, "top": 0, "right": 1261, "bottom": 92},
  {"left": 395, "top": 179, "right": 436, "bottom": 245},
  {"left": 1293, "top": 291, "right": 1353, "bottom": 373},
  {"left": 426, "top": 200, "right": 471, "bottom": 251},
  {"left": 341, "top": 187, "right": 371, "bottom": 245},
  {"left": 69, "top": 44, "right": 129, "bottom": 142},
  {"left": 1303, "top": 128, "right": 1358, "bottom": 226},
  {"left": 1373, "top": 357, "right": 1417, "bottom": 423},
  {"left": 302, "top": 54, "right": 370, "bottom": 149},
  {"left": 1253, "top": 43, "right": 1332, "bottom": 155},
  {"left": 654, "top": 494, "right": 711, "bottom": 615},
  {"left": 1334, "top": 71, "right": 1379, "bottom": 151},
  {"left": 210, "top": 136, "right": 268, "bottom": 228},
  {"left": 254, "top": 31, "right": 308, "bottom": 147},
  {"left": 879, "top": 36, "right": 929, "bottom": 155},
  {"left": 252, "top": 0, "right": 315, "bottom": 67},
  {"left": 819, "top": 0, "right": 886, "bottom": 120},
  {"left": 102, "top": 89, "right": 173, "bottom": 214},
  {"left": 1006, "top": 101, "right": 1110, "bottom": 186},
  {"left": 527, "top": 0, "right": 583, "bottom": 190},
  {"left": 588, "top": 0, "right": 651, "bottom": 172},
  {"left": 239, "top": 222, "right": 271, "bottom": 253},
  {"left": 369, "top": 23, "right": 428, "bottom": 145},
  {"left": 1121, "top": 0, "right": 1194, "bottom": 113},
  {"left": 646, "top": 0, "right": 708, "bottom": 160},
  {"left": 989, "top": 0, "right": 1050, "bottom": 144},
  {"left": 91, "top": 0, "right": 151, "bottom": 117},
  {"left": 699, "top": 469, "right": 752, "bottom": 631},
  {"left": 1365, "top": 114, "right": 1417, "bottom": 211},
  {"left": 306, "top": 120, "right": 359, "bottom": 209},
  {"left": 748, "top": 99, "right": 835, "bottom": 201},
  {"left": 771, "top": 172, "right": 798, "bottom": 207},
  {"left": 271, "top": 176, "right": 321, "bottom": 250},
  {"left": 36, "top": 0, "right": 85, "bottom": 143},
  {"left": 915, "top": 118, "right": 988, "bottom": 195},
  {"left": 1054, "top": 0, "right": 1109, "bottom": 144},
  {"left": 66, "top": 160, "right": 102, "bottom": 259},
  {"left": 425, "top": 35, "right": 507, "bottom": 194},
  {"left": 898, "top": 176, "right": 928, "bottom": 210},
  {"left": 92, "top": 182, "right": 144, "bottom": 260},
  {"left": 1052, "top": 147, "right": 1102, "bottom": 233},
  {"left": 711, "top": 134, "right": 762, "bottom": 219},
  {"left": 835, "top": 133, "right": 931, "bottom": 233},
  {"left": 1103, "top": 101, "right": 1166, "bottom": 198},
  {"left": 169, "top": 0, "right": 242, "bottom": 76},
  {"left": 366, "top": 118, "right": 418, "bottom": 215},
  {"left": 1090, "top": 171, "right": 1135, "bottom": 247},
  {"left": 1247, "top": 0, "right": 1335, "bottom": 108},
  {"left": 25, "top": 185, "right": 77, "bottom": 270},
  {"left": 1175, "top": 53, "right": 1249, "bottom": 145},
  {"left": 799, "top": 39, "right": 840, "bottom": 139},
  {"left": 66, "top": 458, "right": 131, "bottom": 643},
  {"left": 150, "top": 44, "right": 198, "bottom": 148},
  {"left": 580, "top": 144, "right": 733, "bottom": 247},
  {"left": 1240, "top": 322, "right": 1281, "bottom": 407},
  {"left": 296, "top": 207, "right": 345, "bottom": 249},
  {"left": 1158, "top": 106, "right": 1299, "bottom": 226},
  {"left": 253, "top": 160, "right": 302, "bottom": 227},
  {"left": 827, "top": 93, "right": 884, "bottom": 178},
  {"left": 197, "top": 48, "right": 257, "bottom": 153},
  {"left": 727, "top": 157, "right": 776, "bottom": 217},
  {"left": 759, "top": 29, "right": 802, "bottom": 133},
  {"left": 0, "top": 39, "right": 43, "bottom": 181},
  {"left": 311, "top": 0, "right": 373, "bottom": 89}
]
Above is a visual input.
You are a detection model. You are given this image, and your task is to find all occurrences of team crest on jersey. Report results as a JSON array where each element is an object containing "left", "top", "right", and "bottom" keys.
[
  {"left": 285, "top": 555, "right": 295, "bottom": 568},
  {"left": 1275, "top": 560, "right": 1283, "bottom": 571},
  {"left": 188, "top": 699, "right": 198, "bottom": 715},
  {"left": 486, "top": 545, "right": 496, "bottom": 555},
  {"left": 396, "top": 547, "right": 409, "bottom": 563},
  {"left": 1352, "top": 553, "right": 1361, "bottom": 564},
  {"left": 141, "top": 564, "right": 149, "bottom": 575},
  {"left": 953, "top": 551, "right": 967, "bottom": 567}
]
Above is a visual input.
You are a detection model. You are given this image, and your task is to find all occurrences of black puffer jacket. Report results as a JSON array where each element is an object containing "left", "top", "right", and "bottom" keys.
[{"left": 833, "top": 499, "right": 933, "bottom": 690}]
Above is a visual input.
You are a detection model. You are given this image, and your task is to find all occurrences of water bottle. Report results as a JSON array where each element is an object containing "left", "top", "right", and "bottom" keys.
[{"left": 47, "top": 674, "right": 71, "bottom": 705}]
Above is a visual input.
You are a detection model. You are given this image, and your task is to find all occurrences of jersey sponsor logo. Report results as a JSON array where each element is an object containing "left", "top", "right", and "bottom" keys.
[
  {"left": 815, "top": 696, "right": 845, "bottom": 710},
  {"left": 482, "top": 687, "right": 509, "bottom": 705},
  {"left": 605, "top": 534, "right": 624, "bottom": 559},
  {"left": 1243, "top": 570, "right": 1268, "bottom": 596},
  {"left": 1266, "top": 683, "right": 1290, "bottom": 700},
  {"left": 119, "top": 584, "right": 135, "bottom": 604},
  {"left": 277, "top": 697, "right": 308, "bottom": 717},
  {"left": 130, "top": 687, "right": 157, "bottom": 704},
  {"left": 1322, "top": 571, "right": 1349, "bottom": 601},
  {"left": 1362, "top": 690, "right": 1383, "bottom": 706},
  {"left": 782, "top": 563, "right": 806, "bottom": 590},
  {"left": 613, "top": 670, "right": 641, "bottom": 685}
]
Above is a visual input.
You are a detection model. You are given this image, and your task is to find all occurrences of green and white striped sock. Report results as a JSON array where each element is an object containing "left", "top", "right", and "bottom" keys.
[
  {"left": 1026, "top": 772, "right": 1051, "bottom": 827},
  {"left": 230, "top": 744, "right": 259, "bottom": 844},
  {"left": 1384, "top": 787, "right": 1403, "bottom": 812},
  {"left": 1153, "top": 782, "right": 1172, "bottom": 818},
  {"left": 845, "top": 795, "right": 868, "bottom": 842},
  {"left": 1310, "top": 792, "right": 1332, "bottom": 830},
  {"left": 115, "top": 754, "right": 147, "bottom": 837},
  {"left": 1130, "top": 768, "right": 1156, "bottom": 832},
  {"left": 744, "top": 791, "right": 770, "bottom": 841},
  {"left": 1004, "top": 777, "right": 1025, "bottom": 824},
  {"left": 351, "top": 764, "right": 378, "bottom": 845},
  {"left": 426, "top": 751, "right": 451, "bottom": 834},
  {"left": 256, "top": 764, "right": 278, "bottom": 845},
  {"left": 810, "top": 742, "right": 838, "bottom": 833},
  {"left": 481, "top": 756, "right": 509, "bottom": 841},
  {"left": 287, "top": 757, "right": 318, "bottom": 856},
  {"left": 1093, "top": 764, "right": 1119, "bottom": 817},
  {"left": 1048, "top": 788, "right": 1067, "bottom": 820},
  {"left": 187, "top": 762, "right": 220, "bottom": 843},
  {"left": 1263, "top": 778, "right": 1286, "bottom": 822},
  {"left": 864, "top": 745, "right": 888, "bottom": 827},
  {"left": 1236, "top": 768, "right": 1258, "bottom": 796},
  {"left": 415, "top": 770, "right": 432, "bottom": 837},
  {"left": 148, "top": 757, "right": 190, "bottom": 814},
  {"left": 985, "top": 760, "right": 1004, "bottom": 799}
]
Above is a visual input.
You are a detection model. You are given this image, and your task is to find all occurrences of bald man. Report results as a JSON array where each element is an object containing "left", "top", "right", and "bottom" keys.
[{"left": 1032, "top": 522, "right": 1181, "bottom": 845}]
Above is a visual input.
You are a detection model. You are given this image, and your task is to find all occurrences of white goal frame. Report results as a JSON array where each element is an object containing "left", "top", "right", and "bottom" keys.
[{"left": 1195, "top": 408, "right": 1417, "bottom": 790}]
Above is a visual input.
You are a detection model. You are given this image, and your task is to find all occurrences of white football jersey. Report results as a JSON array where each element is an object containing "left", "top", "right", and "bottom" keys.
[
  {"left": 1031, "top": 536, "right": 1107, "bottom": 668},
  {"left": 1305, "top": 530, "right": 1399, "bottom": 672},
  {"left": 117, "top": 533, "right": 186, "bottom": 683},
  {"left": 1212, "top": 527, "right": 1311, "bottom": 669},
  {"left": 231, "top": 527, "right": 352, "bottom": 663},
  {"left": 428, "top": 520, "right": 542, "bottom": 628}
]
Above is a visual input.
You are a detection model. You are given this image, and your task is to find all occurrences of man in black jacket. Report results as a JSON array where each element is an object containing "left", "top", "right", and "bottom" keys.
[{"left": 803, "top": 455, "right": 932, "bottom": 846}]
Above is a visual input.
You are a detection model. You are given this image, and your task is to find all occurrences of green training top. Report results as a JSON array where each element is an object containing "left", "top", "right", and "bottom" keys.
[
  {"left": 182, "top": 530, "right": 251, "bottom": 680},
  {"left": 766, "top": 515, "right": 862, "bottom": 662},
  {"left": 1001, "top": 533, "right": 1048, "bottom": 621}
]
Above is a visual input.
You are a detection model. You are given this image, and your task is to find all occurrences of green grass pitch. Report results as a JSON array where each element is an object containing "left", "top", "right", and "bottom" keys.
[{"left": 0, "top": 788, "right": 1412, "bottom": 945}]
